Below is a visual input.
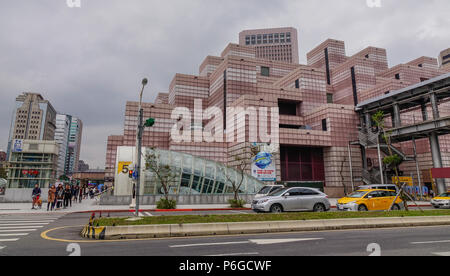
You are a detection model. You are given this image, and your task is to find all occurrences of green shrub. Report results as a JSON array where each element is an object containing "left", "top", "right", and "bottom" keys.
[
  {"left": 228, "top": 199, "right": 246, "bottom": 208},
  {"left": 156, "top": 198, "right": 177, "bottom": 210}
]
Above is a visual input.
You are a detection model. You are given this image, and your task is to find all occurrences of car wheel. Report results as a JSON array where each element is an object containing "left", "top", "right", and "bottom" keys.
[
  {"left": 270, "top": 204, "right": 283, "bottom": 213},
  {"left": 391, "top": 204, "right": 401, "bottom": 211},
  {"left": 358, "top": 204, "right": 368, "bottom": 212},
  {"left": 313, "top": 203, "right": 326, "bottom": 212}
]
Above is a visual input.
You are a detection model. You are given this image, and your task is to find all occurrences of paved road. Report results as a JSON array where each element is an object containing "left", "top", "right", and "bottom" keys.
[{"left": 1, "top": 210, "right": 449, "bottom": 256}]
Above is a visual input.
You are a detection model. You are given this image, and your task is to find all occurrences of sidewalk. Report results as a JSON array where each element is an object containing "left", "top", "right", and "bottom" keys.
[{"left": 0, "top": 198, "right": 432, "bottom": 214}]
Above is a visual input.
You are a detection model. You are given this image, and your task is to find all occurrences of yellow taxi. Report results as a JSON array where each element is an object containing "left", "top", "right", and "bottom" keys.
[
  {"left": 431, "top": 192, "right": 450, "bottom": 209},
  {"left": 337, "top": 189, "right": 403, "bottom": 212}
]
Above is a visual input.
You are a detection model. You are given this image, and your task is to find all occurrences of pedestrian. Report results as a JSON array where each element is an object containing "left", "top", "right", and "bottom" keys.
[
  {"left": 64, "top": 184, "right": 72, "bottom": 208},
  {"left": 31, "top": 184, "right": 41, "bottom": 210},
  {"left": 47, "top": 185, "right": 56, "bottom": 211},
  {"left": 56, "top": 184, "right": 64, "bottom": 210}
]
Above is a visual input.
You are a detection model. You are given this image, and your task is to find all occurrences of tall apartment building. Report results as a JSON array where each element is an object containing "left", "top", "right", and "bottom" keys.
[
  {"left": 440, "top": 48, "right": 450, "bottom": 71},
  {"left": 239, "top": 27, "right": 299, "bottom": 64},
  {"left": 7, "top": 93, "right": 57, "bottom": 159},
  {"left": 54, "top": 114, "right": 72, "bottom": 177},
  {"left": 106, "top": 32, "right": 449, "bottom": 197},
  {"left": 65, "top": 117, "right": 83, "bottom": 176}
]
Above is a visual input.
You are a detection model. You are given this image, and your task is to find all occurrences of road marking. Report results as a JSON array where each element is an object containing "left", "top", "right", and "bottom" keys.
[
  {"left": 0, "top": 229, "right": 37, "bottom": 232},
  {"left": 144, "top": 212, "right": 153, "bottom": 216},
  {"left": 411, "top": 240, "right": 450, "bottom": 245},
  {"left": 0, "top": 246, "right": 5, "bottom": 250},
  {"left": 249, "top": 238, "right": 324, "bottom": 245},
  {"left": 0, "top": 226, "right": 44, "bottom": 229},
  {"left": 170, "top": 241, "right": 250, "bottom": 248},
  {"left": 433, "top": 252, "right": 450, "bottom": 256},
  {"left": 0, "top": 223, "right": 49, "bottom": 226},
  {"left": 0, "top": 239, "right": 19, "bottom": 242},
  {"left": 0, "top": 220, "right": 55, "bottom": 223},
  {"left": 206, "top": 252, "right": 260, "bottom": 256},
  {"left": 0, "top": 233, "right": 29, "bottom": 237}
]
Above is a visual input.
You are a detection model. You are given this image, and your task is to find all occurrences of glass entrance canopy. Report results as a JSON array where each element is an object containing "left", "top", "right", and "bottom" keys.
[{"left": 142, "top": 148, "right": 265, "bottom": 195}]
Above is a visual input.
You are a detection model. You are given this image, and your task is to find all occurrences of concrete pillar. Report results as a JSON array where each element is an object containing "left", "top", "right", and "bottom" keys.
[
  {"left": 429, "top": 132, "right": 447, "bottom": 194},
  {"left": 430, "top": 93, "right": 440, "bottom": 120},
  {"left": 365, "top": 112, "right": 372, "bottom": 132},
  {"left": 393, "top": 104, "right": 401, "bottom": 128},
  {"left": 421, "top": 103, "right": 428, "bottom": 121}
]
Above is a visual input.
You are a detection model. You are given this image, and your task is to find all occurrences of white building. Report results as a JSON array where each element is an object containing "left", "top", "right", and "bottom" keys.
[{"left": 54, "top": 114, "right": 71, "bottom": 177}]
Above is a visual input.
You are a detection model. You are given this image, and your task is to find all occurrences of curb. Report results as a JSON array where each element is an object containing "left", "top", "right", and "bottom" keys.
[
  {"left": 76, "top": 208, "right": 252, "bottom": 214},
  {"left": 81, "top": 215, "right": 450, "bottom": 240}
]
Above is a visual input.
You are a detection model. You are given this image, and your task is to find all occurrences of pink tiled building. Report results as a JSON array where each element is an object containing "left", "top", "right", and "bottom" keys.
[
  {"left": 239, "top": 27, "right": 299, "bottom": 64},
  {"left": 105, "top": 33, "right": 450, "bottom": 197}
]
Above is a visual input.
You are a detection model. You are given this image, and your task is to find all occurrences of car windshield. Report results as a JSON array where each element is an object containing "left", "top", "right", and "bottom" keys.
[
  {"left": 257, "top": 186, "right": 272, "bottom": 194},
  {"left": 438, "top": 193, "right": 450, "bottom": 197},
  {"left": 269, "top": 188, "right": 289, "bottom": 196},
  {"left": 347, "top": 191, "right": 368, "bottom": 198}
]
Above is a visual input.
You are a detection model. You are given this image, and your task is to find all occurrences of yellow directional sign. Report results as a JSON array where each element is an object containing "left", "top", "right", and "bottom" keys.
[
  {"left": 392, "top": 176, "right": 413, "bottom": 186},
  {"left": 117, "top": 161, "right": 132, "bottom": 175}
]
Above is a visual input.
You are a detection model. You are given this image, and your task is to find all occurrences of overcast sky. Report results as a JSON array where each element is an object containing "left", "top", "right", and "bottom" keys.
[{"left": 0, "top": 0, "right": 449, "bottom": 168}]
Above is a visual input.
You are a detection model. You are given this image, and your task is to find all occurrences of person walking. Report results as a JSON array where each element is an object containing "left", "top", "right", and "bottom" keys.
[
  {"left": 64, "top": 184, "right": 72, "bottom": 209},
  {"left": 56, "top": 184, "right": 64, "bottom": 210},
  {"left": 47, "top": 185, "right": 56, "bottom": 211},
  {"left": 31, "top": 184, "right": 41, "bottom": 210}
]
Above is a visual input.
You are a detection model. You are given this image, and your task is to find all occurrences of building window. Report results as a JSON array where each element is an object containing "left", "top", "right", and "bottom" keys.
[
  {"left": 322, "top": 119, "right": 327, "bottom": 131},
  {"left": 395, "top": 73, "right": 400, "bottom": 80},
  {"left": 295, "top": 79, "right": 300, "bottom": 89},
  {"left": 327, "top": 93, "right": 333, "bottom": 104},
  {"left": 261, "top": 66, "right": 270, "bottom": 77},
  {"left": 351, "top": 67, "right": 358, "bottom": 106},
  {"left": 324, "top": 48, "right": 331, "bottom": 85},
  {"left": 278, "top": 100, "right": 299, "bottom": 116}
]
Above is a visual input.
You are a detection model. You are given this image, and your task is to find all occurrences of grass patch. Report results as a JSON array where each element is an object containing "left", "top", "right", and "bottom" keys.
[{"left": 93, "top": 210, "right": 450, "bottom": 227}]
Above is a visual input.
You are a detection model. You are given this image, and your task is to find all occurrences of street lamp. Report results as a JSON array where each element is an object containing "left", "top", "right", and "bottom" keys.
[{"left": 131, "top": 78, "right": 148, "bottom": 217}]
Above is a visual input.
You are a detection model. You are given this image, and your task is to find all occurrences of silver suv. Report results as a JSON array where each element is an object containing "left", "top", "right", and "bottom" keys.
[{"left": 251, "top": 187, "right": 331, "bottom": 213}]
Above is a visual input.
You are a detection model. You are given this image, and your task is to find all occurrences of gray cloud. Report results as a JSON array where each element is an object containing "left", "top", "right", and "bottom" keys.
[{"left": 0, "top": 0, "right": 449, "bottom": 168}]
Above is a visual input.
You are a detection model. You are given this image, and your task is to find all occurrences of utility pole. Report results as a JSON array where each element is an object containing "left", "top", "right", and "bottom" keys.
[{"left": 133, "top": 78, "right": 148, "bottom": 217}]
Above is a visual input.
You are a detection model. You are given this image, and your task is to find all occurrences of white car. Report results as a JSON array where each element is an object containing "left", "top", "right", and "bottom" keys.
[{"left": 254, "top": 185, "right": 285, "bottom": 199}]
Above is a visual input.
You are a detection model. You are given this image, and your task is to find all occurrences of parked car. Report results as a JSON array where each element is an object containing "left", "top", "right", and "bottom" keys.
[
  {"left": 357, "top": 184, "right": 399, "bottom": 193},
  {"left": 251, "top": 187, "right": 331, "bottom": 213},
  {"left": 337, "top": 189, "right": 403, "bottom": 212},
  {"left": 431, "top": 192, "right": 450, "bottom": 209},
  {"left": 254, "top": 185, "right": 285, "bottom": 199}
]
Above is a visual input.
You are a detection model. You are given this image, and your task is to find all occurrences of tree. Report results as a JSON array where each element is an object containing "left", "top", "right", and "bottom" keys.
[
  {"left": 0, "top": 167, "right": 7, "bottom": 179},
  {"left": 339, "top": 155, "right": 349, "bottom": 196},
  {"left": 145, "top": 149, "right": 179, "bottom": 209},
  {"left": 224, "top": 148, "right": 252, "bottom": 208},
  {"left": 372, "top": 111, "right": 422, "bottom": 212}
]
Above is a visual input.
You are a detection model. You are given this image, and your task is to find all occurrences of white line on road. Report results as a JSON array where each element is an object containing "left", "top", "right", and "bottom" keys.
[
  {"left": 411, "top": 240, "right": 450, "bottom": 245},
  {"left": 0, "top": 246, "right": 5, "bottom": 250},
  {"left": 0, "top": 223, "right": 49, "bottom": 226},
  {"left": 144, "top": 212, "right": 153, "bottom": 216},
  {"left": 433, "top": 252, "right": 450, "bottom": 256},
  {"left": 170, "top": 241, "right": 251, "bottom": 248},
  {"left": 0, "top": 229, "right": 37, "bottom": 232},
  {"left": 0, "top": 221, "right": 55, "bottom": 223},
  {"left": 206, "top": 252, "right": 260, "bottom": 256},
  {"left": 0, "top": 226, "right": 44, "bottom": 229},
  {"left": 0, "top": 239, "right": 19, "bottom": 242},
  {"left": 249, "top": 238, "right": 324, "bottom": 245},
  {"left": 0, "top": 233, "right": 29, "bottom": 237}
]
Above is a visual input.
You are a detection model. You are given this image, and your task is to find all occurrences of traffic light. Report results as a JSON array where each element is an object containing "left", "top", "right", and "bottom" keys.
[
  {"left": 144, "top": 118, "right": 155, "bottom": 127},
  {"left": 129, "top": 170, "right": 133, "bottom": 178}
]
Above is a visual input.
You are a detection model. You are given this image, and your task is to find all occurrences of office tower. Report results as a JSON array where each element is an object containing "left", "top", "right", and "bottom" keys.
[
  {"left": 440, "top": 48, "right": 450, "bottom": 71},
  {"left": 65, "top": 117, "right": 83, "bottom": 175},
  {"left": 7, "top": 93, "right": 57, "bottom": 159},
  {"left": 54, "top": 114, "right": 72, "bottom": 177},
  {"left": 239, "top": 27, "right": 299, "bottom": 64}
]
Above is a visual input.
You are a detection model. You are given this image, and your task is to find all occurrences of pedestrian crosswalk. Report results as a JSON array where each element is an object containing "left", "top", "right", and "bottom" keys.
[{"left": 0, "top": 214, "right": 62, "bottom": 249}]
